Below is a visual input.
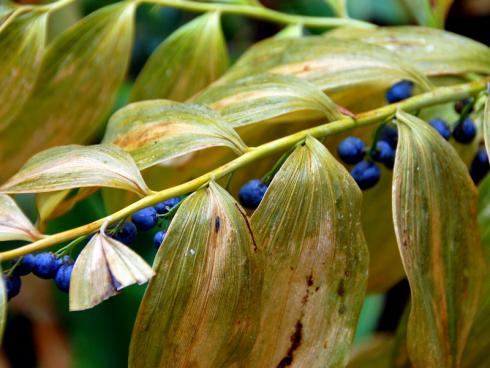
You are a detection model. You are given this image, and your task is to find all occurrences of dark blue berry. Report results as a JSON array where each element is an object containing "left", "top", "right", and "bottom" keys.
[
  {"left": 112, "top": 221, "right": 138, "bottom": 245},
  {"left": 470, "top": 148, "right": 489, "bottom": 185},
  {"left": 239, "top": 180, "right": 268, "bottom": 209},
  {"left": 337, "top": 137, "right": 366, "bottom": 164},
  {"left": 453, "top": 118, "right": 476, "bottom": 144},
  {"left": 378, "top": 125, "right": 398, "bottom": 148},
  {"left": 153, "top": 231, "right": 167, "bottom": 249},
  {"left": 429, "top": 119, "right": 451, "bottom": 140},
  {"left": 32, "top": 252, "right": 60, "bottom": 279},
  {"left": 4, "top": 275, "right": 21, "bottom": 300},
  {"left": 351, "top": 160, "right": 381, "bottom": 190},
  {"left": 386, "top": 80, "right": 413, "bottom": 103},
  {"left": 12, "top": 254, "right": 36, "bottom": 276},
  {"left": 54, "top": 264, "right": 73, "bottom": 293},
  {"left": 154, "top": 197, "right": 181, "bottom": 214},
  {"left": 132, "top": 207, "right": 158, "bottom": 231},
  {"left": 371, "top": 140, "right": 395, "bottom": 169}
]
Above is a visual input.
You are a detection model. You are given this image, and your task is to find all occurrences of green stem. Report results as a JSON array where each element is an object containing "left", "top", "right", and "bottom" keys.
[
  {"left": 0, "top": 78, "right": 487, "bottom": 261},
  {"left": 142, "top": 0, "right": 374, "bottom": 29}
]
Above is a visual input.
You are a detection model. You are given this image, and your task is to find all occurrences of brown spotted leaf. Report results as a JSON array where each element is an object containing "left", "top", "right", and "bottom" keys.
[
  {"left": 1, "top": 144, "right": 150, "bottom": 196},
  {"left": 0, "top": 194, "right": 40, "bottom": 241},
  {"left": 103, "top": 100, "right": 247, "bottom": 170},
  {"left": 249, "top": 136, "right": 369, "bottom": 367},
  {"left": 131, "top": 12, "right": 228, "bottom": 102},
  {"left": 69, "top": 231, "right": 155, "bottom": 311},
  {"left": 0, "top": 2, "right": 135, "bottom": 182},
  {"left": 392, "top": 110, "right": 485, "bottom": 367},
  {"left": 193, "top": 73, "right": 343, "bottom": 128},
  {"left": 129, "top": 182, "right": 261, "bottom": 368}
]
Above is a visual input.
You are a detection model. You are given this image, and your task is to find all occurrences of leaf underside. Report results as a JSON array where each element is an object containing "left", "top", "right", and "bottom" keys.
[{"left": 0, "top": 193, "right": 40, "bottom": 241}]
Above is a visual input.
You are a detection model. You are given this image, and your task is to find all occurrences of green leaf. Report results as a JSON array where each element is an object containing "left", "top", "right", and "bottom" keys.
[
  {"left": 392, "top": 110, "right": 485, "bottom": 367},
  {"left": 0, "top": 193, "right": 40, "bottom": 241},
  {"left": 275, "top": 24, "right": 304, "bottom": 39},
  {"left": 1, "top": 144, "right": 150, "bottom": 196},
  {"left": 327, "top": 26, "right": 490, "bottom": 77},
  {"left": 249, "top": 137, "right": 368, "bottom": 367},
  {"left": 0, "top": 10, "right": 47, "bottom": 131},
  {"left": 129, "top": 182, "right": 261, "bottom": 367},
  {"left": 194, "top": 73, "right": 343, "bottom": 128},
  {"left": 103, "top": 100, "right": 247, "bottom": 170},
  {"left": 0, "top": 2, "right": 135, "bottom": 182},
  {"left": 322, "top": 0, "right": 347, "bottom": 17},
  {"left": 0, "top": 0, "right": 15, "bottom": 24},
  {"left": 130, "top": 12, "right": 228, "bottom": 102},
  {"left": 484, "top": 95, "right": 490, "bottom": 162},
  {"left": 402, "top": 0, "right": 453, "bottom": 28},
  {"left": 222, "top": 36, "right": 432, "bottom": 93},
  {"left": 69, "top": 231, "right": 155, "bottom": 311}
]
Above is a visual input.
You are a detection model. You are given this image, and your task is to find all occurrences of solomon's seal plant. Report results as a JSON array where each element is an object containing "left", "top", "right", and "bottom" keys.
[{"left": 0, "top": 0, "right": 490, "bottom": 366}]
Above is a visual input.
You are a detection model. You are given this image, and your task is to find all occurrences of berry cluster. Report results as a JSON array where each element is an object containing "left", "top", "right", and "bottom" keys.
[
  {"left": 3, "top": 252, "right": 74, "bottom": 300},
  {"left": 336, "top": 81, "right": 483, "bottom": 190}
]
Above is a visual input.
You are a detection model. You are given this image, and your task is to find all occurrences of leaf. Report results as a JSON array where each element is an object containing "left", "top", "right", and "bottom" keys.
[
  {"left": 347, "top": 335, "right": 393, "bottom": 368},
  {"left": 0, "top": 193, "right": 40, "bottom": 241},
  {"left": 103, "top": 100, "right": 247, "bottom": 170},
  {"left": 402, "top": 0, "right": 453, "bottom": 28},
  {"left": 484, "top": 95, "right": 490, "bottom": 163},
  {"left": 249, "top": 137, "right": 369, "bottom": 367},
  {"left": 0, "top": 2, "right": 135, "bottom": 182},
  {"left": 194, "top": 73, "right": 343, "bottom": 128},
  {"left": 129, "top": 182, "right": 261, "bottom": 368},
  {"left": 0, "top": 10, "right": 47, "bottom": 131},
  {"left": 275, "top": 24, "right": 304, "bottom": 39},
  {"left": 221, "top": 36, "right": 432, "bottom": 93},
  {"left": 131, "top": 12, "right": 228, "bottom": 102},
  {"left": 327, "top": 26, "right": 490, "bottom": 77},
  {"left": 69, "top": 231, "right": 155, "bottom": 311},
  {"left": 392, "top": 110, "right": 485, "bottom": 367},
  {"left": 1, "top": 144, "right": 150, "bottom": 196},
  {"left": 0, "top": 263, "right": 6, "bottom": 344},
  {"left": 322, "top": 0, "right": 347, "bottom": 17}
]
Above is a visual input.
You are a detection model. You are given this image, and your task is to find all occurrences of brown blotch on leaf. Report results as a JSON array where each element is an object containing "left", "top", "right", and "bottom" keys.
[
  {"left": 215, "top": 216, "right": 220, "bottom": 233},
  {"left": 276, "top": 320, "right": 303, "bottom": 368},
  {"left": 337, "top": 279, "right": 345, "bottom": 297}
]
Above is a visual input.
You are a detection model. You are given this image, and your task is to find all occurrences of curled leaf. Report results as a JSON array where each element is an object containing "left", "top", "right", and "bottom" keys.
[
  {"left": 129, "top": 182, "right": 261, "bottom": 368},
  {"left": 0, "top": 10, "right": 47, "bottom": 131},
  {"left": 249, "top": 137, "right": 369, "bottom": 367},
  {"left": 0, "top": 2, "right": 135, "bottom": 182},
  {"left": 392, "top": 110, "right": 485, "bottom": 367},
  {"left": 70, "top": 231, "right": 155, "bottom": 311},
  {"left": 103, "top": 101, "right": 248, "bottom": 169},
  {"left": 327, "top": 26, "right": 490, "bottom": 76},
  {"left": 194, "top": 73, "right": 343, "bottom": 128},
  {"left": 0, "top": 194, "right": 40, "bottom": 241},
  {"left": 1, "top": 144, "right": 150, "bottom": 196},
  {"left": 131, "top": 12, "right": 228, "bottom": 102},
  {"left": 222, "top": 36, "right": 432, "bottom": 93}
]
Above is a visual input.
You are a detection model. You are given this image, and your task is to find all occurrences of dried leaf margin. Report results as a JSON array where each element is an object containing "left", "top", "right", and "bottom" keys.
[
  {"left": 69, "top": 230, "right": 155, "bottom": 311},
  {"left": 103, "top": 100, "right": 248, "bottom": 170},
  {"left": 1, "top": 144, "right": 150, "bottom": 196},
  {"left": 129, "top": 181, "right": 261, "bottom": 367},
  {"left": 194, "top": 73, "right": 343, "bottom": 128},
  {"left": 392, "top": 109, "right": 485, "bottom": 367},
  {"left": 249, "top": 136, "right": 369, "bottom": 367}
]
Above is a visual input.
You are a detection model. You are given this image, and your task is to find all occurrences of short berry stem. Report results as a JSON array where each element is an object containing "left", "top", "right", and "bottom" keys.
[{"left": 0, "top": 78, "right": 487, "bottom": 261}]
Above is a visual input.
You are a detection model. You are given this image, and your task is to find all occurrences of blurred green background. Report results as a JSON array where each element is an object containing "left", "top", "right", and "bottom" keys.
[{"left": 2, "top": 0, "right": 489, "bottom": 367}]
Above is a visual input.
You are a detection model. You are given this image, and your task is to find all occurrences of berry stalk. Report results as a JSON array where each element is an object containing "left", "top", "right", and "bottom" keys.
[{"left": 0, "top": 78, "right": 487, "bottom": 261}]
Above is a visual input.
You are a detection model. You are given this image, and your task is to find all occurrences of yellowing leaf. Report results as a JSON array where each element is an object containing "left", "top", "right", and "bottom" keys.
[
  {"left": 0, "top": 2, "right": 135, "bottom": 182},
  {"left": 0, "top": 11, "right": 47, "bottom": 131},
  {"left": 222, "top": 36, "right": 432, "bottom": 93},
  {"left": 103, "top": 100, "right": 247, "bottom": 170},
  {"left": 327, "top": 26, "right": 490, "bottom": 77},
  {"left": 392, "top": 110, "right": 485, "bottom": 367},
  {"left": 484, "top": 95, "right": 489, "bottom": 163},
  {"left": 249, "top": 137, "right": 369, "bottom": 367},
  {"left": 70, "top": 231, "right": 155, "bottom": 311},
  {"left": 131, "top": 12, "right": 228, "bottom": 102},
  {"left": 1, "top": 144, "right": 150, "bottom": 196},
  {"left": 129, "top": 182, "right": 261, "bottom": 368},
  {"left": 0, "top": 194, "right": 40, "bottom": 241},
  {"left": 194, "top": 73, "right": 343, "bottom": 128}
]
